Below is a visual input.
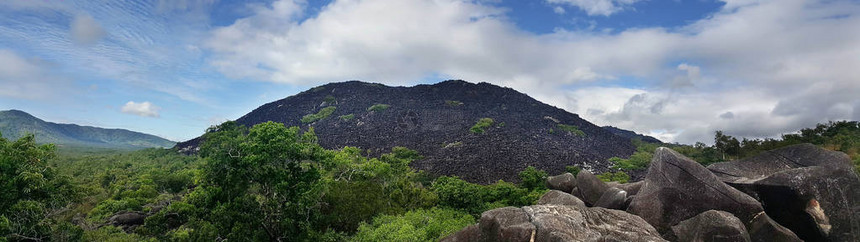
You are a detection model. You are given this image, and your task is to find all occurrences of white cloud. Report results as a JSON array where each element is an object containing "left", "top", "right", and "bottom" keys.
[
  {"left": 0, "top": 49, "right": 72, "bottom": 99},
  {"left": 204, "top": 0, "right": 860, "bottom": 144},
  {"left": 546, "top": 0, "right": 643, "bottom": 16},
  {"left": 70, "top": 14, "right": 106, "bottom": 45},
  {"left": 121, "top": 101, "right": 161, "bottom": 117},
  {"left": 553, "top": 6, "right": 566, "bottom": 14}
]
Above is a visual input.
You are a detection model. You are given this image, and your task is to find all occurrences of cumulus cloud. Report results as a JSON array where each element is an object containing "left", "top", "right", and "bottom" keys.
[
  {"left": 70, "top": 14, "right": 106, "bottom": 45},
  {"left": 546, "top": 0, "right": 642, "bottom": 16},
  {"left": 121, "top": 101, "right": 161, "bottom": 117},
  {"left": 204, "top": 0, "right": 860, "bottom": 144}
]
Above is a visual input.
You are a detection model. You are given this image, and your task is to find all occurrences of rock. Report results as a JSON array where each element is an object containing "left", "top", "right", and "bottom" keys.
[
  {"left": 709, "top": 144, "right": 860, "bottom": 242},
  {"left": 671, "top": 210, "right": 751, "bottom": 242},
  {"left": 594, "top": 187, "right": 627, "bottom": 210},
  {"left": 748, "top": 212, "right": 802, "bottom": 242},
  {"left": 576, "top": 170, "right": 610, "bottom": 206},
  {"left": 108, "top": 211, "right": 146, "bottom": 226},
  {"left": 478, "top": 207, "right": 535, "bottom": 242},
  {"left": 450, "top": 204, "right": 666, "bottom": 242},
  {"left": 537, "top": 190, "right": 586, "bottom": 207},
  {"left": 524, "top": 205, "right": 666, "bottom": 242},
  {"left": 441, "top": 224, "right": 479, "bottom": 242},
  {"left": 546, "top": 173, "right": 576, "bottom": 193},
  {"left": 731, "top": 166, "right": 859, "bottom": 241},
  {"left": 614, "top": 181, "right": 644, "bottom": 196},
  {"left": 627, "top": 147, "right": 767, "bottom": 236},
  {"left": 708, "top": 143, "right": 853, "bottom": 183}
]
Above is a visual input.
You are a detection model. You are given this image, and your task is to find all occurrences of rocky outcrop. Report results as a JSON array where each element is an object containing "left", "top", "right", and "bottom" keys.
[
  {"left": 671, "top": 210, "right": 751, "bottom": 242},
  {"left": 108, "top": 211, "right": 146, "bottom": 226},
  {"left": 708, "top": 144, "right": 860, "bottom": 241},
  {"left": 545, "top": 173, "right": 576, "bottom": 193},
  {"left": 627, "top": 147, "right": 768, "bottom": 236},
  {"left": 537, "top": 190, "right": 585, "bottom": 207},
  {"left": 613, "top": 180, "right": 643, "bottom": 196},
  {"left": 594, "top": 187, "right": 627, "bottom": 210},
  {"left": 443, "top": 204, "right": 666, "bottom": 242}
]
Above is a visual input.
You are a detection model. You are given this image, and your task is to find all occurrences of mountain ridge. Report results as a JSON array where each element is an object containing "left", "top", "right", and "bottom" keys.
[
  {"left": 178, "top": 80, "right": 637, "bottom": 183},
  {"left": 0, "top": 109, "right": 175, "bottom": 149}
]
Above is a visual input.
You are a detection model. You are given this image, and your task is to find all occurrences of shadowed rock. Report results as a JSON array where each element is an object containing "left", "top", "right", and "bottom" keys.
[
  {"left": 594, "top": 187, "right": 627, "bottom": 210},
  {"left": 442, "top": 224, "right": 479, "bottom": 242},
  {"left": 108, "top": 211, "right": 146, "bottom": 226},
  {"left": 748, "top": 212, "right": 802, "bottom": 242},
  {"left": 671, "top": 210, "right": 751, "bottom": 242},
  {"left": 546, "top": 173, "right": 576, "bottom": 193},
  {"left": 627, "top": 147, "right": 770, "bottom": 237},
  {"left": 613, "top": 180, "right": 644, "bottom": 196},
  {"left": 709, "top": 144, "right": 860, "bottom": 241},
  {"left": 537, "top": 190, "right": 586, "bottom": 207},
  {"left": 576, "top": 170, "right": 610, "bottom": 206}
]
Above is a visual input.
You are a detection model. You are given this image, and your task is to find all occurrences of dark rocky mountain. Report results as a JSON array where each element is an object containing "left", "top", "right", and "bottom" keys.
[
  {"left": 602, "top": 125, "right": 662, "bottom": 143},
  {"left": 0, "top": 109, "right": 175, "bottom": 149},
  {"left": 177, "top": 80, "right": 636, "bottom": 184}
]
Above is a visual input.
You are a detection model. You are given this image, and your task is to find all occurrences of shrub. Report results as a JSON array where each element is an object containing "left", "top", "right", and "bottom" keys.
[
  {"left": 557, "top": 124, "right": 586, "bottom": 136},
  {"left": 351, "top": 208, "right": 474, "bottom": 242},
  {"left": 301, "top": 106, "right": 337, "bottom": 123},
  {"left": 367, "top": 104, "right": 390, "bottom": 112},
  {"left": 518, "top": 166, "right": 547, "bottom": 190},
  {"left": 609, "top": 150, "right": 653, "bottom": 170},
  {"left": 596, "top": 171, "right": 630, "bottom": 184},
  {"left": 470, "top": 118, "right": 494, "bottom": 134},
  {"left": 565, "top": 166, "right": 582, "bottom": 176},
  {"left": 445, "top": 100, "right": 463, "bottom": 107},
  {"left": 339, "top": 114, "right": 355, "bottom": 121}
]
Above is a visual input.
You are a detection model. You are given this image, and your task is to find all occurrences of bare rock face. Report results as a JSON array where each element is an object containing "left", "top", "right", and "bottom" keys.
[
  {"left": 627, "top": 147, "right": 768, "bottom": 236},
  {"left": 748, "top": 212, "right": 802, "bottom": 242},
  {"left": 537, "top": 190, "right": 586, "bottom": 207},
  {"left": 709, "top": 144, "right": 860, "bottom": 242},
  {"left": 671, "top": 210, "right": 751, "bottom": 242},
  {"left": 594, "top": 187, "right": 628, "bottom": 210},
  {"left": 444, "top": 204, "right": 666, "bottom": 242},
  {"left": 546, "top": 173, "right": 576, "bottom": 193},
  {"left": 575, "top": 170, "right": 610, "bottom": 206},
  {"left": 108, "top": 211, "right": 146, "bottom": 226},
  {"left": 613, "top": 180, "right": 644, "bottom": 196}
]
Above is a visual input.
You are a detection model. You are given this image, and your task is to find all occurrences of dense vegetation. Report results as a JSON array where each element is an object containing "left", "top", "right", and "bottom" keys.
[{"left": 0, "top": 121, "right": 549, "bottom": 241}]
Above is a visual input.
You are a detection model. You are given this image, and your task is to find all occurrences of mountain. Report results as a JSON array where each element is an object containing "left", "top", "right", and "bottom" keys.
[
  {"left": 0, "top": 110, "right": 175, "bottom": 149},
  {"left": 177, "top": 80, "right": 636, "bottom": 184},
  {"left": 602, "top": 126, "right": 662, "bottom": 144}
]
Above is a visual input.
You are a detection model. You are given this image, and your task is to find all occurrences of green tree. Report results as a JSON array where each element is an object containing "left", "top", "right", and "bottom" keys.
[
  {"left": 518, "top": 166, "right": 547, "bottom": 190},
  {"left": 351, "top": 208, "right": 474, "bottom": 242}
]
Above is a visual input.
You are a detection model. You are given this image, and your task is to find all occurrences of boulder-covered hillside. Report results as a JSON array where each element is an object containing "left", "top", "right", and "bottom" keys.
[{"left": 177, "top": 80, "right": 636, "bottom": 183}]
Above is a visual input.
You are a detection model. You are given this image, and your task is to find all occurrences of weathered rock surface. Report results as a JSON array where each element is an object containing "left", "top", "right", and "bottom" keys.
[
  {"left": 537, "top": 190, "right": 586, "bottom": 207},
  {"left": 627, "top": 147, "right": 767, "bottom": 236},
  {"left": 594, "top": 187, "right": 627, "bottom": 210},
  {"left": 671, "top": 210, "right": 751, "bottom": 242},
  {"left": 445, "top": 204, "right": 666, "bottom": 242},
  {"left": 708, "top": 144, "right": 853, "bottom": 183},
  {"left": 613, "top": 180, "right": 644, "bottom": 196},
  {"left": 442, "top": 224, "right": 479, "bottom": 242},
  {"left": 575, "top": 170, "right": 610, "bottom": 206},
  {"left": 709, "top": 144, "right": 860, "bottom": 241},
  {"left": 108, "top": 211, "right": 146, "bottom": 226},
  {"left": 748, "top": 212, "right": 802, "bottom": 242},
  {"left": 545, "top": 173, "right": 576, "bottom": 193}
]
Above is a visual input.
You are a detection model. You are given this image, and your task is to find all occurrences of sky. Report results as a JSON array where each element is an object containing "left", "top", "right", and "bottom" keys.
[{"left": 0, "top": 0, "right": 858, "bottom": 144}]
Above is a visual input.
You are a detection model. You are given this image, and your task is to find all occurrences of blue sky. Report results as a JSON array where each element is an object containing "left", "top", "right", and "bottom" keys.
[{"left": 1, "top": 0, "right": 858, "bottom": 144}]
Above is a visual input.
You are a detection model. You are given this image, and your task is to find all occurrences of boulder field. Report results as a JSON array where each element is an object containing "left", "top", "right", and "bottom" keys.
[{"left": 444, "top": 144, "right": 859, "bottom": 242}]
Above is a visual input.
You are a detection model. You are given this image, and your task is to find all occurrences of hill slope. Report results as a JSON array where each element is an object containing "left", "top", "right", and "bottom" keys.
[
  {"left": 178, "top": 80, "right": 635, "bottom": 183},
  {"left": 602, "top": 126, "right": 662, "bottom": 143},
  {"left": 0, "top": 110, "right": 175, "bottom": 149}
]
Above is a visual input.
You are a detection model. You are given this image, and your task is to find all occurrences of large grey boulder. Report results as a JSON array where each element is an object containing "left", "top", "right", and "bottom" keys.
[
  {"left": 748, "top": 212, "right": 802, "bottom": 242},
  {"left": 708, "top": 143, "right": 853, "bottom": 183},
  {"left": 575, "top": 170, "right": 610, "bottom": 206},
  {"left": 709, "top": 144, "right": 860, "bottom": 241},
  {"left": 594, "top": 187, "right": 627, "bottom": 210},
  {"left": 546, "top": 173, "right": 576, "bottom": 193},
  {"left": 613, "top": 180, "right": 644, "bottom": 196},
  {"left": 446, "top": 204, "right": 666, "bottom": 242},
  {"left": 108, "top": 211, "right": 146, "bottom": 226},
  {"left": 671, "top": 210, "right": 751, "bottom": 242},
  {"left": 627, "top": 147, "right": 793, "bottom": 240},
  {"left": 537, "top": 190, "right": 586, "bottom": 207}
]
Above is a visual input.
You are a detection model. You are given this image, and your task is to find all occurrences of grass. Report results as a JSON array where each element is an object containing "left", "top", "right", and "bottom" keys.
[
  {"left": 470, "top": 118, "right": 494, "bottom": 134},
  {"left": 339, "top": 114, "right": 355, "bottom": 121},
  {"left": 301, "top": 106, "right": 336, "bottom": 124},
  {"left": 557, "top": 124, "right": 586, "bottom": 137},
  {"left": 445, "top": 100, "right": 463, "bottom": 107},
  {"left": 367, "top": 104, "right": 390, "bottom": 112}
]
